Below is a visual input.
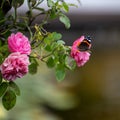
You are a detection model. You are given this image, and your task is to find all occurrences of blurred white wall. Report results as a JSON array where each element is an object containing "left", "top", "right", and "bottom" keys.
[
  {"left": 10, "top": 0, "right": 120, "bottom": 15},
  {"left": 66, "top": 0, "right": 120, "bottom": 15}
]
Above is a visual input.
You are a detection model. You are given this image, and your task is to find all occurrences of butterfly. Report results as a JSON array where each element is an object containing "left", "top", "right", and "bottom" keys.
[{"left": 78, "top": 36, "right": 92, "bottom": 52}]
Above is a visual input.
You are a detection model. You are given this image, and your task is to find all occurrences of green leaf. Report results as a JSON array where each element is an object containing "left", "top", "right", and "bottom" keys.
[
  {"left": 52, "top": 32, "right": 62, "bottom": 41},
  {"left": 59, "top": 14, "right": 70, "bottom": 29},
  {"left": 51, "top": 42, "right": 58, "bottom": 50},
  {"left": 2, "top": 90, "right": 16, "bottom": 110},
  {"left": 50, "top": 8, "right": 58, "bottom": 19},
  {"left": 29, "top": 59, "right": 38, "bottom": 74},
  {"left": 57, "top": 40, "right": 65, "bottom": 45},
  {"left": 46, "top": 56, "right": 55, "bottom": 68},
  {"left": 44, "top": 32, "right": 62, "bottom": 44},
  {"left": 59, "top": 54, "right": 66, "bottom": 63},
  {"left": 9, "top": 81, "right": 20, "bottom": 96},
  {"left": 0, "top": 82, "right": 8, "bottom": 97},
  {"left": 47, "top": 0, "right": 54, "bottom": 7},
  {"left": 0, "top": 18, "right": 5, "bottom": 25},
  {"left": 65, "top": 56, "right": 76, "bottom": 70},
  {"left": 62, "top": 2, "right": 69, "bottom": 12},
  {"left": 55, "top": 64, "right": 66, "bottom": 81},
  {"left": 0, "top": 54, "right": 3, "bottom": 64},
  {"left": 12, "top": 0, "right": 24, "bottom": 8},
  {"left": 0, "top": 8, "right": 4, "bottom": 17},
  {"left": 44, "top": 33, "right": 54, "bottom": 44},
  {"left": 0, "top": 73, "right": 2, "bottom": 85},
  {"left": 45, "top": 45, "right": 52, "bottom": 52}
]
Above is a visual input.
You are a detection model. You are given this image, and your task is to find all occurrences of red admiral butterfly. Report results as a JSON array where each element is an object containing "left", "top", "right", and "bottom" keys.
[{"left": 78, "top": 36, "right": 91, "bottom": 52}]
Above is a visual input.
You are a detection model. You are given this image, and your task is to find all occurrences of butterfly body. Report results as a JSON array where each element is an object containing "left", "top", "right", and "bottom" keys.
[{"left": 78, "top": 36, "right": 91, "bottom": 52}]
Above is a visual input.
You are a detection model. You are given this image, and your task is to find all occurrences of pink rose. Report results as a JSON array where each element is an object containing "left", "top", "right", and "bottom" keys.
[
  {"left": 71, "top": 36, "right": 91, "bottom": 67},
  {"left": 8, "top": 32, "right": 31, "bottom": 55},
  {"left": 0, "top": 52, "right": 30, "bottom": 81}
]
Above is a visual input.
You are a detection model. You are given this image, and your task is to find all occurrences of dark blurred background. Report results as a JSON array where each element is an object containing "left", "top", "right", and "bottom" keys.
[{"left": 1, "top": 0, "right": 120, "bottom": 120}]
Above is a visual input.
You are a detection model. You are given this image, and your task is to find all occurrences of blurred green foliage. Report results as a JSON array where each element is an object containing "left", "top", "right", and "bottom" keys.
[{"left": 0, "top": 49, "right": 120, "bottom": 120}]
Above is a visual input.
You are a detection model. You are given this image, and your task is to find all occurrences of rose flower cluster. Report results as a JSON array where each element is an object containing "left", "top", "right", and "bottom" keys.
[
  {"left": 70, "top": 35, "right": 91, "bottom": 67},
  {"left": 0, "top": 32, "right": 91, "bottom": 81},
  {"left": 0, "top": 32, "right": 31, "bottom": 81}
]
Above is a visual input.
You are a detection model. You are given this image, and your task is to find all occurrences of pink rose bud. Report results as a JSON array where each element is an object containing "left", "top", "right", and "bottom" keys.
[
  {"left": 71, "top": 36, "right": 91, "bottom": 67},
  {"left": 8, "top": 32, "right": 31, "bottom": 55},
  {"left": 0, "top": 52, "right": 30, "bottom": 81}
]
